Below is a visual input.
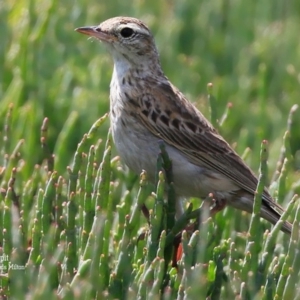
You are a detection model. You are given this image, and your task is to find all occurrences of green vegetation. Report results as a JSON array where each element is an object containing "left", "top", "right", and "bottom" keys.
[{"left": 1, "top": 0, "right": 300, "bottom": 299}]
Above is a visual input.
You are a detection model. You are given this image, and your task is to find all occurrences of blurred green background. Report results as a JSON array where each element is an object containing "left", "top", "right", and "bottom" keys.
[
  {"left": 1, "top": 2, "right": 300, "bottom": 298},
  {"left": 1, "top": 0, "right": 300, "bottom": 179}
]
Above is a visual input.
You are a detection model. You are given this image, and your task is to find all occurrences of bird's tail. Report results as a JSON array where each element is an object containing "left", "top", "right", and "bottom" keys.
[
  {"left": 259, "top": 201, "right": 292, "bottom": 234},
  {"left": 228, "top": 190, "right": 292, "bottom": 234}
]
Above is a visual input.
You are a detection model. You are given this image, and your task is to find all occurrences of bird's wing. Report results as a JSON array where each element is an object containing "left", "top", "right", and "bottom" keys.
[{"left": 131, "top": 80, "right": 280, "bottom": 208}]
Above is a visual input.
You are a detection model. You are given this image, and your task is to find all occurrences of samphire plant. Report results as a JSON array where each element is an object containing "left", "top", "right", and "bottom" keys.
[{"left": 0, "top": 93, "right": 299, "bottom": 299}]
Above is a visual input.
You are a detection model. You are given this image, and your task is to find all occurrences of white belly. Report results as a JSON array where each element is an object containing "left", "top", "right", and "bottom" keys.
[{"left": 111, "top": 113, "right": 236, "bottom": 199}]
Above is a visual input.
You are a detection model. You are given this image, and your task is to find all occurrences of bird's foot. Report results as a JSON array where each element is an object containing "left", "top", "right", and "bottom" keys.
[{"left": 209, "top": 194, "right": 227, "bottom": 216}]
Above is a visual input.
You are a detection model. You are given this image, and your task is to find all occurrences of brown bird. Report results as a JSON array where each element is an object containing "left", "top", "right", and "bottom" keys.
[{"left": 76, "top": 16, "right": 291, "bottom": 234}]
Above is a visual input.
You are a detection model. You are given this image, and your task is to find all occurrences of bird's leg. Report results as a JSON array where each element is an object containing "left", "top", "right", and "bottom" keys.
[
  {"left": 141, "top": 203, "right": 150, "bottom": 223},
  {"left": 209, "top": 194, "right": 227, "bottom": 216},
  {"left": 172, "top": 195, "right": 227, "bottom": 267}
]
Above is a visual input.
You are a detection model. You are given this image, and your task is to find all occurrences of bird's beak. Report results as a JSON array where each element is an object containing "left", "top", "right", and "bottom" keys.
[{"left": 75, "top": 26, "right": 116, "bottom": 42}]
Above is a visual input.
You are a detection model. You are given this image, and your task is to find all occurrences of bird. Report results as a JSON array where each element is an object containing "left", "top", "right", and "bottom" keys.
[{"left": 75, "top": 16, "right": 292, "bottom": 234}]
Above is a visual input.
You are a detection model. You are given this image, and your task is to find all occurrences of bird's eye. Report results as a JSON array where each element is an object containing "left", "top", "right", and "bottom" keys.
[{"left": 120, "top": 27, "right": 134, "bottom": 38}]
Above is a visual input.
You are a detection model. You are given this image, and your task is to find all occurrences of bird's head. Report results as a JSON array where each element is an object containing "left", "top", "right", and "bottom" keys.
[{"left": 75, "top": 17, "right": 160, "bottom": 69}]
